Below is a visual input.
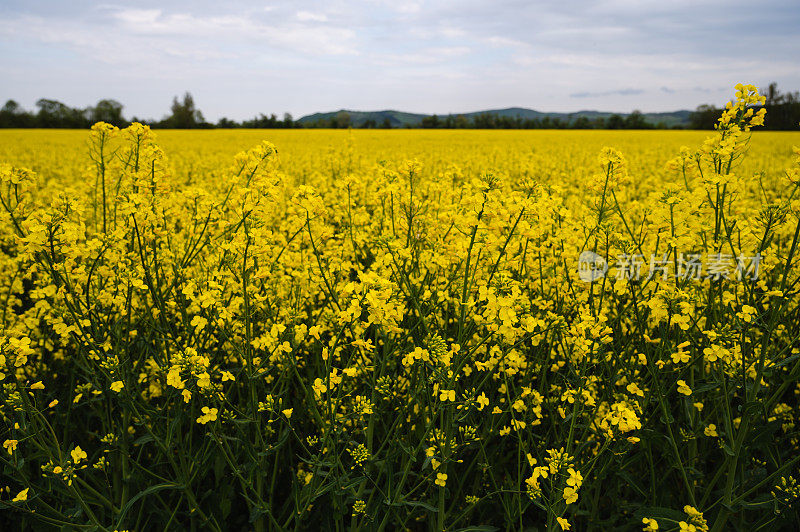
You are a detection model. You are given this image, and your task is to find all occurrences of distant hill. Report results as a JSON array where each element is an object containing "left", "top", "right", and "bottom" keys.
[
  {"left": 562, "top": 110, "right": 693, "bottom": 128},
  {"left": 298, "top": 110, "right": 427, "bottom": 128},
  {"left": 297, "top": 107, "right": 693, "bottom": 128}
]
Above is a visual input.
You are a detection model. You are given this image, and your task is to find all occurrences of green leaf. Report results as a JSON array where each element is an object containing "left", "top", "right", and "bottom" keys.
[
  {"left": 617, "top": 470, "right": 648, "bottom": 498},
  {"left": 249, "top": 506, "right": 268, "bottom": 524},
  {"left": 721, "top": 441, "right": 736, "bottom": 456},
  {"left": 214, "top": 451, "right": 226, "bottom": 486},
  {"left": 691, "top": 382, "right": 720, "bottom": 394},
  {"left": 115, "top": 483, "right": 183, "bottom": 528},
  {"left": 385, "top": 498, "right": 438, "bottom": 512},
  {"left": 632, "top": 505, "right": 686, "bottom": 522},
  {"left": 766, "top": 354, "right": 799, "bottom": 371},
  {"left": 742, "top": 400, "right": 765, "bottom": 417},
  {"left": 132, "top": 433, "right": 154, "bottom": 446},
  {"left": 748, "top": 419, "right": 783, "bottom": 450},
  {"left": 733, "top": 493, "right": 773, "bottom": 511}
]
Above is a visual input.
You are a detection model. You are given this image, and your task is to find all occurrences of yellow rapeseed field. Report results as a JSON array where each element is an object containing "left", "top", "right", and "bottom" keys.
[{"left": 1, "top": 85, "right": 800, "bottom": 531}]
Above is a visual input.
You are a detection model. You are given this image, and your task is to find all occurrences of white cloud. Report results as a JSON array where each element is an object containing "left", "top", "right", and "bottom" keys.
[
  {"left": 0, "top": 0, "right": 798, "bottom": 119},
  {"left": 483, "top": 36, "right": 530, "bottom": 49},
  {"left": 0, "top": 7, "right": 359, "bottom": 60},
  {"left": 373, "top": 46, "right": 471, "bottom": 66},
  {"left": 296, "top": 10, "right": 328, "bottom": 22}
]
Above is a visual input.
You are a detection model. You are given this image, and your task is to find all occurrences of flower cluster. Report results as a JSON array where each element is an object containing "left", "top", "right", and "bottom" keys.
[{"left": 0, "top": 85, "right": 798, "bottom": 530}]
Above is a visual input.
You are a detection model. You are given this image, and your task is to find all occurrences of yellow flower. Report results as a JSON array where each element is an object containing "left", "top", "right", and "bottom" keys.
[
  {"left": 476, "top": 392, "right": 489, "bottom": 411},
  {"left": 166, "top": 366, "right": 185, "bottom": 389},
  {"left": 71, "top": 446, "right": 87, "bottom": 463},
  {"left": 563, "top": 486, "right": 579, "bottom": 504},
  {"left": 196, "top": 406, "right": 218, "bottom": 425},
  {"left": 626, "top": 383, "right": 644, "bottom": 397},
  {"left": 439, "top": 389, "right": 456, "bottom": 402},
  {"left": 642, "top": 517, "right": 659, "bottom": 531},
  {"left": 683, "top": 505, "right": 701, "bottom": 516},
  {"left": 12, "top": 488, "right": 29, "bottom": 502},
  {"left": 313, "top": 378, "right": 327, "bottom": 397},
  {"left": 196, "top": 372, "right": 211, "bottom": 389},
  {"left": 190, "top": 315, "right": 207, "bottom": 331},
  {"left": 48, "top": 399, "right": 59, "bottom": 408},
  {"left": 3, "top": 439, "right": 18, "bottom": 454},
  {"left": 0, "top": 85, "right": 787, "bottom": 528},
  {"left": 352, "top": 499, "right": 366, "bottom": 516},
  {"left": 671, "top": 350, "right": 690, "bottom": 364},
  {"left": 566, "top": 468, "right": 583, "bottom": 488}
]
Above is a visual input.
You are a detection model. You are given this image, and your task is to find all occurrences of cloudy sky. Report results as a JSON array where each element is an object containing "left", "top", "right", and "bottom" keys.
[{"left": 1, "top": 0, "right": 798, "bottom": 121}]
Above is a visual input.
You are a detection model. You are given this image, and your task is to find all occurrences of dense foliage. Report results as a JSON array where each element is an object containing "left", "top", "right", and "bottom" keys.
[{"left": 0, "top": 85, "right": 799, "bottom": 531}]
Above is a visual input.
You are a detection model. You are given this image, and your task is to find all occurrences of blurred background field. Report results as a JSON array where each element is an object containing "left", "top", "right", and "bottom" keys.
[{"left": 2, "top": 129, "right": 799, "bottom": 193}]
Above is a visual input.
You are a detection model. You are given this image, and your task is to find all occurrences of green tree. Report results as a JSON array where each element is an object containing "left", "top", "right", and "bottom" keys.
[
  {"left": 90, "top": 99, "right": 126, "bottom": 127},
  {"left": 335, "top": 111, "right": 351, "bottom": 129},
  {"left": 624, "top": 110, "right": 650, "bottom": 129},
  {"left": 35, "top": 99, "right": 88, "bottom": 128},
  {"left": 0, "top": 100, "right": 34, "bottom": 127},
  {"left": 163, "top": 92, "right": 205, "bottom": 128},
  {"left": 689, "top": 104, "right": 721, "bottom": 129},
  {"left": 571, "top": 116, "right": 591, "bottom": 129},
  {"left": 605, "top": 114, "right": 624, "bottom": 129},
  {"left": 762, "top": 82, "right": 800, "bottom": 130}
]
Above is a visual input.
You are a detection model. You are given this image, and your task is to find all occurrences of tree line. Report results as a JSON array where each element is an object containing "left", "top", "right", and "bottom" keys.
[
  {"left": 297, "top": 109, "right": 667, "bottom": 129},
  {"left": 0, "top": 93, "right": 299, "bottom": 130},
  {"left": 417, "top": 110, "right": 661, "bottom": 130},
  {"left": 687, "top": 83, "right": 800, "bottom": 130},
  {"left": 2, "top": 84, "right": 798, "bottom": 130}
]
